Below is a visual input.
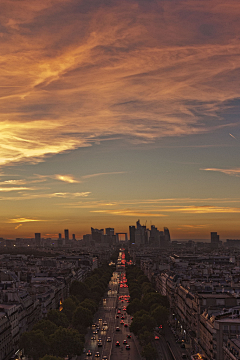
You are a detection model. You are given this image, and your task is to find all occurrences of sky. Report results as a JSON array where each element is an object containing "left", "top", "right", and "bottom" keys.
[{"left": 1, "top": 0, "right": 240, "bottom": 240}]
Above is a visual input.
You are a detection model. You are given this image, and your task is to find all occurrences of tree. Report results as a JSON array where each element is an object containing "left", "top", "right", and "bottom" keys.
[
  {"left": 137, "top": 275, "right": 149, "bottom": 284},
  {"left": 47, "top": 309, "right": 69, "bottom": 328},
  {"left": 142, "top": 292, "right": 169, "bottom": 310},
  {"left": 32, "top": 319, "right": 57, "bottom": 338},
  {"left": 80, "top": 299, "right": 97, "bottom": 315},
  {"left": 141, "top": 343, "right": 158, "bottom": 360},
  {"left": 134, "top": 309, "right": 148, "bottom": 318},
  {"left": 19, "top": 330, "right": 49, "bottom": 360},
  {"left": 126, "top": 298, "right": 143, "bottom": 315},
  {"left": 50, "top": 327, "right": 84, "bottom": 357},
  {"left": 142, "top": 282, "right": 154, "bottom": 294},
  {"left": 151, "top": 305, "right": 169, "bottom": 326},
  {"left": 129, "top": 288, "right": 141, "bottom": 300},
  {"left": 72, "top": 305, "right": 93, "bottom": 330},
  {"left": 139, "top": 331, "right": 154, "bottom": 346},
  {"left": 62, "top": 297, "right": 77, "bottom": 321},
  {"left": 90, "top": 284, "right": 104, "bottom": 297},
  {"left": 130, "top": 314, "right": 156, "bottom": 335},
  {"left": 69, "top": 281, "right": 89, "bottom": 301}
]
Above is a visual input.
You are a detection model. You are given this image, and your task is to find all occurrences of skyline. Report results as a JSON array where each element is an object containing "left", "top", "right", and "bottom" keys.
[{"left": 1, "top": 0, "right": 240, "bottom": 239}]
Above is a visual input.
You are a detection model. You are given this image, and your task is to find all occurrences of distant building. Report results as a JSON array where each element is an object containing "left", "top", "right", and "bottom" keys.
[
  {"left": 129, "top": 226, "right": 135, "bottom": 245},
  {"left": 64, "top": 229, "right": 69, "bottom": 241},
  {"left": 34, "top": 233, "right": 41, "bottom": 246},
  {"left": 91, "top": 228, "right": 104, "bottom": 243},
  {"left": 211, "top": 232, "right": 221, "bottom": 248},
  {"left": 106, "top": 228, "right": 114, "bottom": 237}
]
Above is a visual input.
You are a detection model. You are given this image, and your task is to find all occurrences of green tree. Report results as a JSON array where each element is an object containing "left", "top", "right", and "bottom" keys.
[
  {"left": 151, "top": 305, "right": 169, "bottom": 326},
  {"left": 72, "top": 305, "right": 93, "bottom": 330},
  {"left": 69, "top": 280, "right": 89, "bottom": 301},
  {"left": 130, "top": 314, "right": 156, "bottom": 335},
  {"left": 47, "top": 309, "right": 69, "bottom": 328},
  {"left": 19, "top": 330, "right": 49, "bottom": 360},
  {"left": 62, "top": 297, "right": 77, "bottom": 321},
  {"left": 142, "top": 292, "right": 169, "bottom": 310},
  {"left": 50, "top": 327, "right": 84, "bottom": 357},
  {"left": 137, "top": 274, "right": 149, "bottom": 284},
  {"left": 129, "top": 288, "right": 141, "bottom": 300},
  {"left": 141, "top": 343, "right": 158, "bottom": 360},
  {"left": 32, "top": 319, "right": 57, "bottom": 338},
  {"left": 142, "top": 282, "right": 154, "bottom": 294},
  {"left": 134, "top": 309, "right": 148, "bottom": 318},
  {"left": 126, "top": 298, "right": 143, "bottom": 315},
  {"left": 139, "top": 331, "right": 154, "bottom": 346},
  {"left": 80, "top": 299, "right": 97, "bottom": 315}
]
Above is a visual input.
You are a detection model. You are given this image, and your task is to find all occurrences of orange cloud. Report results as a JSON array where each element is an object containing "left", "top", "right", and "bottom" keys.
[
  {"left": 53, "top": 174, "right": 80, "bottom": 183},
  {"left": 7, "top": 217, "right": 45, "bottom": 223},
  {"left": 202, "top": 168, "right": 240, "bottom": 176},
  {"left": 0, "top": 0, "right": 239, "bottom": 166}
]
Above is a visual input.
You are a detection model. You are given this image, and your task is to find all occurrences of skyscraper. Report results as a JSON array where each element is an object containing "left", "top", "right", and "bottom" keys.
[{"left": 64, "top": 229, "right": 69, "bottom": 241}]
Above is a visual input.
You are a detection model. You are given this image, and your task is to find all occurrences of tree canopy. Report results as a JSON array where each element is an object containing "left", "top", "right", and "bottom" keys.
[
  {"left": 19, "top": 330, "right": 49, "bottom": 360},
  {"left": 50, "top": 327, "right": 84, "bottom": 357}
]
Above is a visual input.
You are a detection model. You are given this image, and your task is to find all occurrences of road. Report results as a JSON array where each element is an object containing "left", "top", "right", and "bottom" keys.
[{"left": 81, "top": 265, "right": 142, "bottom": 360}]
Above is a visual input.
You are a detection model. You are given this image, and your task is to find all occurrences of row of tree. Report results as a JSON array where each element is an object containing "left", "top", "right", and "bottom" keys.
[
  {"left": 126, "top": 265, "right": 169, "bottom": 360},
  {"left": 20, "top": 263, "right": 114, "bottom": 360}
]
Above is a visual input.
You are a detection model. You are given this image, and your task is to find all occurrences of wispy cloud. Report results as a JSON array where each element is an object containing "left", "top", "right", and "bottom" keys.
[
  {"left": 7, "top": 217, "right": 45, "bottom": 223},
  {"left": 15, "top": 224, "right": 22, "bottom": 230},
  {"left": 90, "top": 205, "right": 240, "bottom": 216},
  {"left": 91, "top": 209, "right": 167, "bottom": 217},
  {"left": 202, "top": 168, "right": 240, "bottom": 176},
  {"left": 0, "top": 187, "right": 33, "bottom": 192},
  {"left": 0, "top": 1, "right": 239, "bottom": 166},
  {"left": 82, "top": 172, "right": 126, "bottom": 179},
  {"left": 229, "top": 133, "right": 237, "bottom": 140},
  {"left": 53, "top": 174, "right": 80, "bottom": 183}
]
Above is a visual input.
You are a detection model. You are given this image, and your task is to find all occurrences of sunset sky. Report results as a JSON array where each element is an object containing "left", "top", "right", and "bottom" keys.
[{"left": 1, "top": 0, "right": 240, "bottom": 240}]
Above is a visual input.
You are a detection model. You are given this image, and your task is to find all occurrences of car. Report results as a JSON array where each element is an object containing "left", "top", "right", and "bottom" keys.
[
  {"left": 86, "top": 350, "right": 92, "bottom": 356},
  {"left": 99, "top": 318, "right": 102, "bottom": 322},
  {"left": 125, "top": 344, "right": 130, "bottom": 350},
  {"left": 155, "top": 336, "right": 159, "bottom": 340},
  {"left": 116, "top": 315, "right": 119, "bottom": 318},
  {"left": 103, "top": 322, "right": 108, "bottom": 326},
  {"left": 98, "top": 342, "right": 103, "bottom": 347},
  {"left": 127, "top": 334, "right": 131, "bottom": 338},
  {"left": 95, "top": 352, "right": 100, "bottom": 357},
  {"left": 102, "top": 357, "right": 108, "bottom": 360},
  {"left": 123, "top": 340, "right": 127, "bottom": 344},
  {"left": 120, "top": 320, "right": 124, "bottom": 324},
  {"left": 107, "top": 337, "right": 111, "bottom": 342},
  {"left": 117, "top": 310, "right": 121, "bottom": 314},
  {"left": 124, "top": 323, "right": 128, "bottom": 327},
  {"left": 182, "top": 354, "right": 187, "bottom": 359},
  {"left": 116, "top": 326, "right": 120, "bottom": 331},
  {"left": 121, "top": 316, "right": 124, "bottom": 319},
  {"left": 115, "top": 341, "right": 120, "bottom": 346},
  {"left": 92, "top": 324, "right": 96, "bottom": 328},
  {"left": 91, "top": 336, "right": 96, "bottom": 340},
  {"left": 93, "top": 330, "right": 97, "bottom": 334}
]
